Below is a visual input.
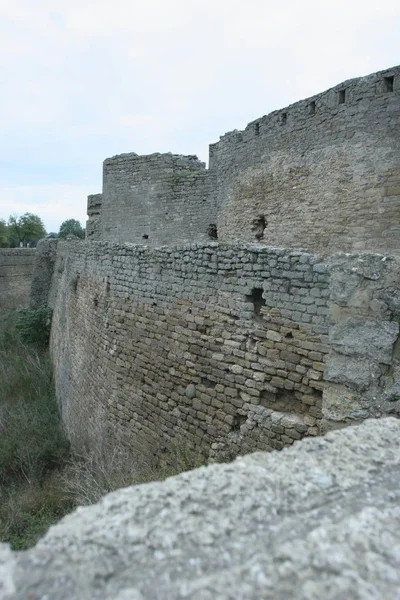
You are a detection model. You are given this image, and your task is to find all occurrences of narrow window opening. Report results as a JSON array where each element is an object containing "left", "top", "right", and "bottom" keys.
[
  {"left": 280, "top": 112, "right": 287, "bottom": 124},
  {"left": 232, "top": 413, "right": 247, "bottom": 431},
  {"left": 246, "top": 288, "right": 266, "bottom": 320},
  {"left": 309, "top": 101, "right": 316, "bottom": 115},
  {"left": 142, "top": 234, "right": 149, "bottom": 240},
  {"left": 384, "top": 76, "right": 394, "bottom": 93},
  {"left": 338, "top": 89, "right": 346, "bottom": 104},
  {"left": 251, "top": 215, "right": 266, "bottom": 241},
  {"left": 207, "top": 223, "right": 218, "bottom": 239},
  {"left": 254, "top": 122, "right": 260, "bottom": 136}
]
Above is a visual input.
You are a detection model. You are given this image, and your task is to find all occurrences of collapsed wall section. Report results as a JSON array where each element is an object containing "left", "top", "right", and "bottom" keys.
[
  {"left": 45, "top": 240, "right": 400, "bottom": 462},
  {"left": 0, "top": 248, "right": 36, "bottom": 309},
  {"left": 210, "top": 65, "right": 400, "bottom": 254},
  {"left": 86, "top": 193, "right": 102, "bottom": 241},
  {"left": 101, "top": 153, "right": 217, "bottom": 246}
]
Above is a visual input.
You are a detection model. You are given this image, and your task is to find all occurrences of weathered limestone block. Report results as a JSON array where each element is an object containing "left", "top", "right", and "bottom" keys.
[
  {"left": 329, "top": 317, "right": 399, "bottom": 364},
  {"left": 324, "top": 355, "right": 382, "bottom": 391},
  {"left": 2, "top": 418, "right": 400, "bottom": 599},
  {"left": 0, "top": 248, "right": 36, "bottom": 308}
]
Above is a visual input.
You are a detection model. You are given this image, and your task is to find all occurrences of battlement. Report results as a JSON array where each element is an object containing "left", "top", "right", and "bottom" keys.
[
  {"left": 213, "top": 64, "right": 399, "bottom": 150},
  {"left": 103, "top": 151, "right": 205, "bottom": 170},
  {"left": 87, "top": 65, "right": 400, "bottom": 255}
]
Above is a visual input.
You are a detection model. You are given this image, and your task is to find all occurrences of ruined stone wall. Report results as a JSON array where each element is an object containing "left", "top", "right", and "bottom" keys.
[
  {"left": 86, "top": 66, "right": 400, "bottom": 254},
  {"left": 0, "top": 248, "right": 36, "bottom": 309},
  {"left": 100, "top": 153, "right": 217, "bottom": 246},
  {"left": 210, "top": 65, "right": 400, "bottom": 254},
  {"left": 86, "top": 193, "right": 102, "bottom": 241},
  {"left": 323, "top": 253, "right": 400, "bottom": 427},
  {"left": 45, "top": 240, "right": 400, "bottom": 462}
]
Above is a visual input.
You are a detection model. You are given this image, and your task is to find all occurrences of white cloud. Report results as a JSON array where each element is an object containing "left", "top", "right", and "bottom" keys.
[
  {"left": 0, "top": 184, "right": 90, "bottom": 233},
  {"left": 0, "top": 0, "right": 399, "bottom": 222}
]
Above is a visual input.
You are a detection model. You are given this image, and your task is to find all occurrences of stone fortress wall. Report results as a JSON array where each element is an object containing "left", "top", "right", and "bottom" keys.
[
  {"left": 87, "top": 154, "right": 217, "bottom": 247},
  {"left": 29, "top": 64, "right": 400, "bottom": 463},
  {"left": 6, "top": 64, "right": 400, "bottom": 600},
  {"left": 0, "top": 248, "right": 36, "bottom": 309},
  {"left": 87, "top": 65, "right": 400, "bottom": 254},
  {"left": 41, "top": 240, "right": 399, "bottom": 463}
]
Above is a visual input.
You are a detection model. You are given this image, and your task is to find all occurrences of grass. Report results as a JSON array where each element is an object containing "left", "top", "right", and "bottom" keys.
[
  {"left": 0, "top": 309, "right": 70, "bottom": 549},
  {"left": 0, "top": 308, "right": 207, "bottom": 549},
  {"left": 62, "top": 404, "right": 207, "bottom": 506}
]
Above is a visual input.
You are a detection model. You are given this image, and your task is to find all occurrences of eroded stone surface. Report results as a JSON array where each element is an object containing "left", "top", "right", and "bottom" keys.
[
  {"left": 0, "top": 249, "right": 36, "bottom": 309},
  {"left": 2, "top": 418, "right": 400, "bottom": 600},
  {"left": 329, "top": 317, "right": 399, "bottom": 364}
]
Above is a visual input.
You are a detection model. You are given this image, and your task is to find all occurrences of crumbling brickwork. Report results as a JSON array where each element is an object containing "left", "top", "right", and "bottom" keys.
[
  {"left": 0, "top": 248, "right": 36, "bottom": 308},
  {"left": 45, "top": 241, "right": 399, "bottom": 462},
  {"left": 86, "top": 194, "right": 102, "bottom": 241},
  {"left": 88, "top": 65, "right": 400, "bottom": 255},
  {"left": 27, "top": 64, "right": 400, "bottom": 464},
  {"left": 211, "top": 66, "right": 400, "bottom": 254}
]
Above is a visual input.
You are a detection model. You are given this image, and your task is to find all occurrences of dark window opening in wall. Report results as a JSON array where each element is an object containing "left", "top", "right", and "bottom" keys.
[
  {"left": 201, "top": 378, "right": 216, "bottom": 389},
  {"left": 142, "top": 234, "right": 149, "bottom": 240},
  {"left": 280, "top": 112, "right": 287, "bottom": 124},
  {"left": 259, "top": 389, "right": 304, "bottom": 413},
  {"left": 252, "top": 215, "right": 266, "bottom": 240},
  {"left": 232, "top": 413, "right": 247, "bottom": 431},
  {"left": 338, "top": 89, "right": 346, "bottom": 104},
  {"left": 309, "top": 101, "right": 316, "bottom": 115},
  {"left": 246, "top": 288, "right": 266, "bottom": 320},
  {"left": 254, "top": 122, "right": 260, "bottom": 136},
  {"left": 384, "top": 76, "right": 394, "bottom": 92},
  {"left": 207, "top": 223, "right": 218, "bottom": 239}
]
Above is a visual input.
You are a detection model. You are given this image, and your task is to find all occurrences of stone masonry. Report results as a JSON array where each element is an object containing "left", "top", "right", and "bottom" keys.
[
  {"left": 89, "top": 153, "right": 216, "bottom": 247},
  {"left": 42, "top": 240, "right": 400, "bottom": 463},
  {"left": 87, "top": 65, "right": 400, "bottom": 255},
  {"left": 0, "top": 248, "right": 36, "bottom": 309},
  {"left": 28, "top": 63, "right": 400, "bottom": 465},
  {"left": 86, "top": 194, "right": 102, "bottom": 240}
]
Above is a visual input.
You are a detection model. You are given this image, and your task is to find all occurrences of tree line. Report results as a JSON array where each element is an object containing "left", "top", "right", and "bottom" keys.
[{"left": 0, "top": 214, "right": 85, "bottom": 248}]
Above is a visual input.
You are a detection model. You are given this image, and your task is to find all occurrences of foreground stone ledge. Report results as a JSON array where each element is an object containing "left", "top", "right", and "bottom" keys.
[{"left": 2, "top": 418, "right": 400, "bottom": 600}]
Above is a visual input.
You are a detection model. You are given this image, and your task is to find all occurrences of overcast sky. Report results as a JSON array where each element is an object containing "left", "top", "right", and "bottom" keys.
[{"left": 0, "top": 0, "right": 399, "bottom": 232}]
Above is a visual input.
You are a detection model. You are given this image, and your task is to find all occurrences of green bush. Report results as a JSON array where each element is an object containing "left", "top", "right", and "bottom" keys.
[
  {"left": 0, "top": 309, "right": 207, "bottom": 549},
  {"left": 0, "top": 310, "right": 70, "bottom": 548},
  {"left": 0, "top": 313, "right": 69, "bottom": 487},
  {"left": 0, "top": 477, "right": 74, "bottom": 550},
  {"left": 15, "top": 307, "right": 52, "bottom": 347}
]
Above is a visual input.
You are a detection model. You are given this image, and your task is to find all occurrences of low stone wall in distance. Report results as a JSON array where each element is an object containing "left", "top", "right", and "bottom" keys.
[{"left": 0, "top": 248, "right": 36, "bottom": 309}]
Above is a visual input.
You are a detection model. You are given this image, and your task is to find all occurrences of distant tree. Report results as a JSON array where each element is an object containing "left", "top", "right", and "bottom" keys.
[
  {"left": 58, "top": 219, "right": 85, "bottom": 240},
  {"left": 0, "top": 219, "right": 9, "bottom": 247},
  {"left": 8, "top": 213, "right": 47, "bottom": 247}
]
